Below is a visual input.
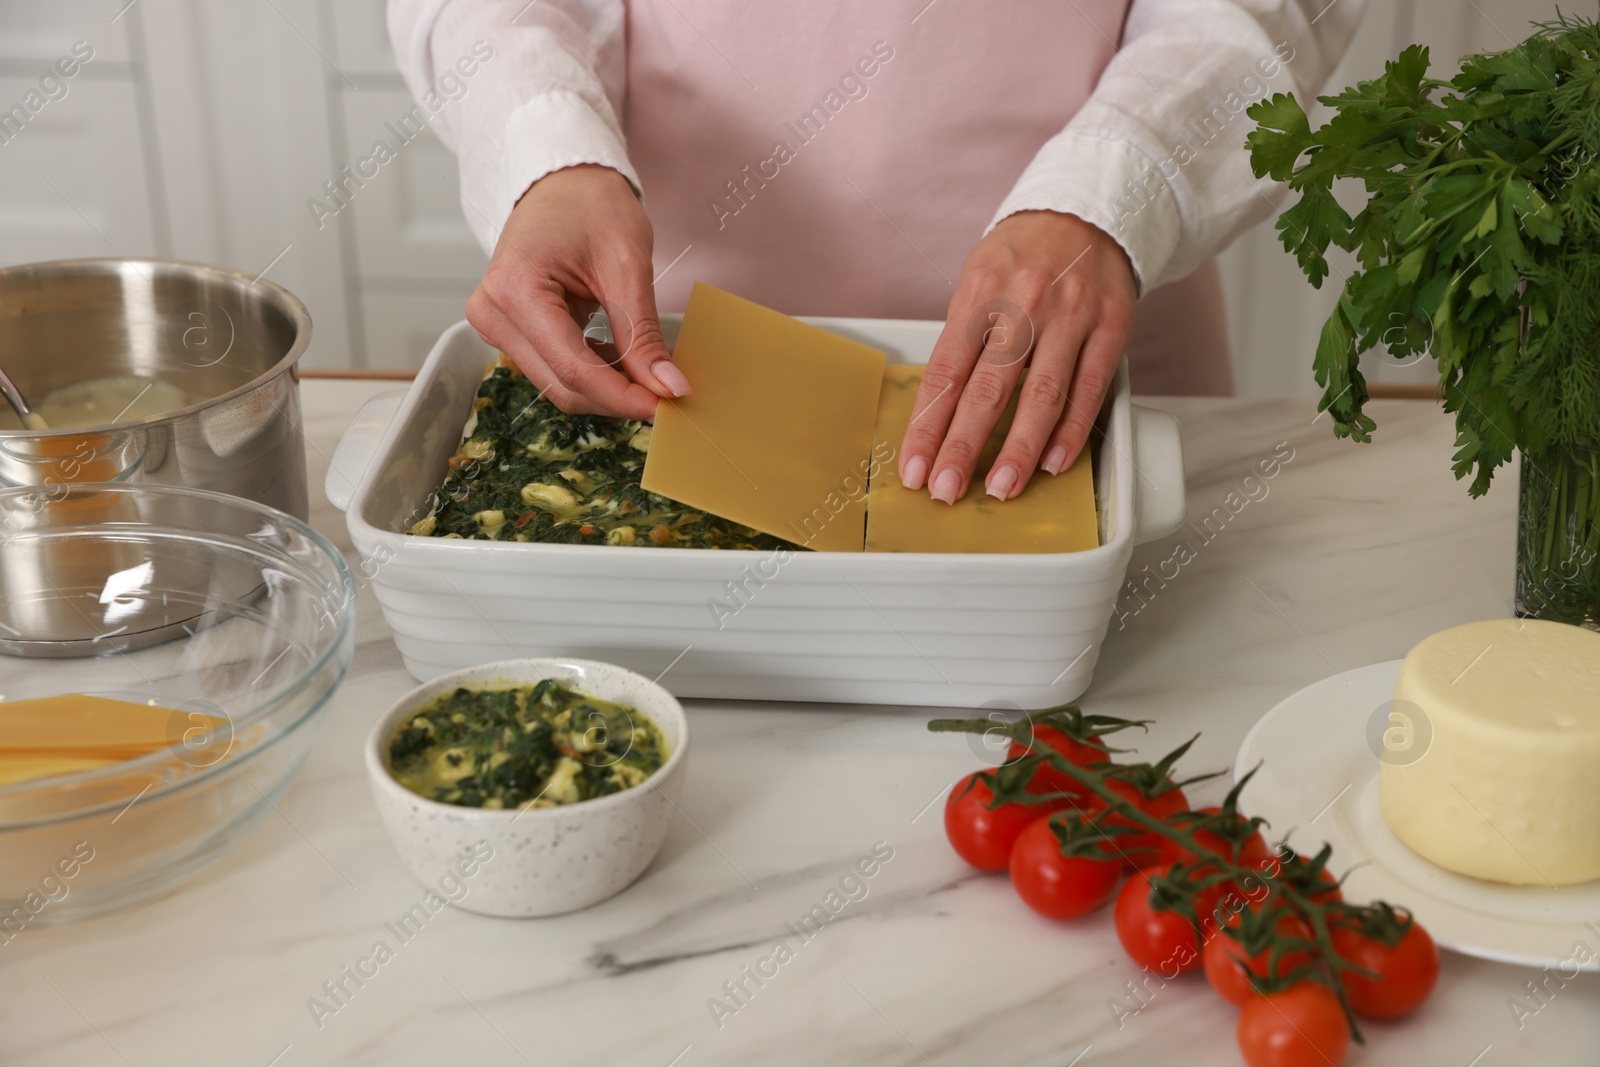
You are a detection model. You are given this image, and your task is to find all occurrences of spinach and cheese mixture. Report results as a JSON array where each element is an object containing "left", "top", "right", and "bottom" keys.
[
  {"left": 387, "top": 679, "right": 667, "bottom": 809},
  {"left": 410, "top": 361, "right": 797, "bottom": 550}
]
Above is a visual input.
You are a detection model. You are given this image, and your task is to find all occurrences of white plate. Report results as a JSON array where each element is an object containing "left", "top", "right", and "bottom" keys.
[{"left": 1234, "top": 660, "right": 1600, "bottom": 972}]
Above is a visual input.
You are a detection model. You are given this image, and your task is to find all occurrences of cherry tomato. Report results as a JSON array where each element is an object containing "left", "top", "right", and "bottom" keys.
[
  {"left": 1009, "top": 818, "right": 1123, "bottom": 919},
  {"left": 1331, "top": 918, "right": 1440, "bottom": 1019},
  {"left": 944, "top": 770, "right": 1062, "bottom": 871},
  {"left": 1159, "top": 806, "right": 1273, "bottom": 870},
  {"left": 1100, "top": 780, "right": 1189, "bottom": 870},
  {"left": 1203, "top": 910, "right": 1314, "bottom": 1006},
  {"left": 1113, "top": 863, "right": 1203, "bottom": 975},
  {"left": 1006, "top": 725, "right": 1107, "bottom": 804},
  {"left": 1237, "top": 983, "right": 1349, "bottom": 1067}
]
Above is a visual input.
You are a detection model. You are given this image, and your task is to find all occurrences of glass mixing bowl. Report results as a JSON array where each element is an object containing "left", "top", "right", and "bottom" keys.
[{"left": 0, "top": 484, "right": 354, "bottom": 925}]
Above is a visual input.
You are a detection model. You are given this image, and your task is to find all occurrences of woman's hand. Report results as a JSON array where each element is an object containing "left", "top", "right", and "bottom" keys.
[
  {"left": 466, "top": 164, "right": 689, "bottom": 420},
  {"left": 898, "top": 211, "right": 1137, "bottom": 502}
]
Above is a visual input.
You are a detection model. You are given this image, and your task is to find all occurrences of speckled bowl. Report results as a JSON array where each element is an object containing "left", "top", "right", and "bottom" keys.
[{"left": 365, "top": 658, "right": 688, "bottom": 918}]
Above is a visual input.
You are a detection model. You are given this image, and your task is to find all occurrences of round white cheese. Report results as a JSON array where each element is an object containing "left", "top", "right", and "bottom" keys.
[{"left": 1379, "top": 618, "right": 1600, "bottom": 886}]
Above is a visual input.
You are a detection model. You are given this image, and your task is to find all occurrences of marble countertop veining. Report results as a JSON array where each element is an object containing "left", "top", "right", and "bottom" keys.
[{"left": 3, "top": 381, "right": 1596, "bottom": 1067}]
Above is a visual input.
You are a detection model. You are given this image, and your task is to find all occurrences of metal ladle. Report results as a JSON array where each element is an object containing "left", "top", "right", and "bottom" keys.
[{"left": 0, "top": 363, "right": 48, "bottom": 429}]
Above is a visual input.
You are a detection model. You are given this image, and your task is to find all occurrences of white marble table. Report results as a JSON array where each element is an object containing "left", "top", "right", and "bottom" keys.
[{"left": 6, "top": 381, "right": 1596, "bottom": 1067}]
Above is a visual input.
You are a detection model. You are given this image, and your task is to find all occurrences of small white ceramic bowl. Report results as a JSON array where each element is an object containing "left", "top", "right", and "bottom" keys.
[{"left": 366, "top": 658, "right": 688, "bottom": 918}]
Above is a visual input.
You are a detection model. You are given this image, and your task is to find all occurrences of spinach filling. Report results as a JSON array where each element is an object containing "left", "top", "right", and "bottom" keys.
[
  {"left": 410, "top": 362, "right": 797, "bottom": 551},
  {"left": 387, "top": 678, "right": 667, "bottom": 809}
]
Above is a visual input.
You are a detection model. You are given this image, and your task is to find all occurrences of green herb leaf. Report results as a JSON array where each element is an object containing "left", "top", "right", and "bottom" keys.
[
  {"left": 1245, "top": 93, "right": 1314, "bottom": 181},
  {"left": 1276, "top": 184, "right": 1353, "bottom": 289}
]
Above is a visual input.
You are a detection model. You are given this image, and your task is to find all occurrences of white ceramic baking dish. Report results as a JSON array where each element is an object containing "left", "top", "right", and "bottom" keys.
[{"left": 327, "top": 316, "right": 1185, "bottom": 709}]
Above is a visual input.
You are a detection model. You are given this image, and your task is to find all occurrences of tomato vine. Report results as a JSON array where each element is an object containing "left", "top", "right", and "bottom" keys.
[{"left": 929, "top": 704, "right": 1423, "bottom": 1043}]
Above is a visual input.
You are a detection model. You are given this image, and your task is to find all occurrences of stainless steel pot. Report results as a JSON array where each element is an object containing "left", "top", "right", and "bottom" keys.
[{"left": 0, "top": 258, "right": 311, "bottom": 519}]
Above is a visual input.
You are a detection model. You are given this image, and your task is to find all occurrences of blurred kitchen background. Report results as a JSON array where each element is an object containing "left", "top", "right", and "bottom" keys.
[{"left": 0, "top": 0, "right": 1560, "bottom": 390}]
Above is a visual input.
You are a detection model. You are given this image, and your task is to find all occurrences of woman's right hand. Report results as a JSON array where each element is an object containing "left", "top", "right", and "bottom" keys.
[{"left": 466, "top": 164, "right": 689, "bottom": 420}]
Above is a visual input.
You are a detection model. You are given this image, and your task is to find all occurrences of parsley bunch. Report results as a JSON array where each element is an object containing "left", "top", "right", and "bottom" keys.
[{"left": 1245, "top": 14, "right": 1600, "bottom": 497}]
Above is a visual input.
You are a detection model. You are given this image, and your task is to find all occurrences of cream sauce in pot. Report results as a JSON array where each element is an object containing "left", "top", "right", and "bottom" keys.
[{"left": 0, "top": 376, "right": 190, "bottom": 431}]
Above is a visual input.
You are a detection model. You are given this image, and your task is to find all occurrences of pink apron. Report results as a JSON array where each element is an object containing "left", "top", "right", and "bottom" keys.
[{"left": 621, "top": 0, "right": 1233, "bottom": 396}]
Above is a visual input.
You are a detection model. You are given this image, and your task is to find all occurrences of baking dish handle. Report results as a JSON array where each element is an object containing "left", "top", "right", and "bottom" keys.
[
  {"left": 1132, "top": 405, "right": 1187, "bottom": 545},
  {"left": 325, "top": 390, "right": 407, "bottom": 512}
]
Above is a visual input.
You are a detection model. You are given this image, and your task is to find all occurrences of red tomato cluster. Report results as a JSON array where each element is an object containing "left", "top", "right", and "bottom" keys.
[{"left": 942, "top": 727, "right": 1441, "bottom": 1067}]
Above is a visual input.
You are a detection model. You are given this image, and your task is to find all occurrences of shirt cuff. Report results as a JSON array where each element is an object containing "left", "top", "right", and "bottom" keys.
[
  {"left": 986, "top": 131, "right": 1181, "bottom": 296},
  {"left": 495, "top": 89, "right": 641, "bottom": 231}
]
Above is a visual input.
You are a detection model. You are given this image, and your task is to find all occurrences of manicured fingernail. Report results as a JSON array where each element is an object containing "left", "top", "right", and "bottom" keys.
[
  {"left": 930, "top": 466, "right": 962, "bottom": 504},
  {"left": 986, "top": 464, "right": 1018, "bottom": 501},
  {"left": 1042, "top": 445, "right": 1069, "bottom": 475},
  {"left": 902, "top": 455, "right": 929, "bottom": 490},
  {"left": 651, "top": 360, "right": 691, "bottom": 398}
]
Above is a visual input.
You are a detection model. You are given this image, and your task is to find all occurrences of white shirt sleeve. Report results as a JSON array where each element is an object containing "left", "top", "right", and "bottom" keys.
[
  {"left": 387, "top": 0, "right": 635, "bottom": 254},
  {"left": 988, "top": 0, "right": 1366, "bottom": 293}
]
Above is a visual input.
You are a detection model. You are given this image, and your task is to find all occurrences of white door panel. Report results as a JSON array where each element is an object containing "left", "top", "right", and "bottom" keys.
[
  {"left": 0, "top": 75, "right": 157, "bottom": 264},
  {"left": 360, "top": 289, "right": 475, "bottom": 370},
  {"left": 335, "top": 87, "right": 488, "bottom": 282},
  {"left": 330, "top": 0, "right": 397, "bottom": 77},
  {"left": 0, "top": 0, "right": 132, "bottom": 65}
]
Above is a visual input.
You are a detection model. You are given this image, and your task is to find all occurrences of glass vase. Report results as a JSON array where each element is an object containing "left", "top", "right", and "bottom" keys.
[{"left": 1516, "top": 441, "right": 1600, "bottom": 630}]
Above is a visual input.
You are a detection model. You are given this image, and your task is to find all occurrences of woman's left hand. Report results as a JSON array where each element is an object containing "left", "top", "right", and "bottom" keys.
[{"left": 898, "top": 210, "right": 1137, "bottom": 502}]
